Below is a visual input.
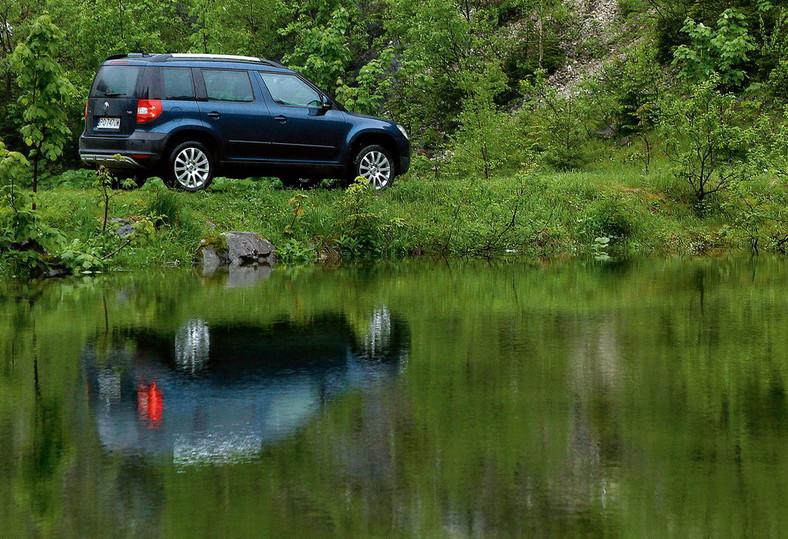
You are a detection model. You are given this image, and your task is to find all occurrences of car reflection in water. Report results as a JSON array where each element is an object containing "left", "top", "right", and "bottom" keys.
[{"left": 83, "top": 308, "right": 408, "bottom": 465}]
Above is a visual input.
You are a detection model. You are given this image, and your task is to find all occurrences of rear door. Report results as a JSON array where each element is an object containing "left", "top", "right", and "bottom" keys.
[
  {"left": 195, "top": 68, "right": 272, "bottom": 160},
  {"left": 86, "top": 63, "right": 142, "bottom": 137},
  {"left": 155, "top": 66, "right": 202, "bottom": 128}
]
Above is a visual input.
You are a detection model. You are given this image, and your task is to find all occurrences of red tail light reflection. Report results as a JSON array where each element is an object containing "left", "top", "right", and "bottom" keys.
[{"left": 137, "top": 381, "right": 163, "bottom": 429}]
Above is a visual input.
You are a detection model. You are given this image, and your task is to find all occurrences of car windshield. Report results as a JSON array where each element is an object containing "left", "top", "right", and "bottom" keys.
[{"left": 90, "top": 65, "right": 140, "bottom": 98}]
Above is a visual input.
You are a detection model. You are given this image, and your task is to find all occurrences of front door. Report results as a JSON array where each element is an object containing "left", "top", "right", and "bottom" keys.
[{"left": 257, "top": 72, "right": 348, "bottom": 163}]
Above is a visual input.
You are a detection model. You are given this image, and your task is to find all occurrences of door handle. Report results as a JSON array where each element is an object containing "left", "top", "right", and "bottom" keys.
[
  {"left": 206, "top": 111, "right": 221, "bottom": 118},
  {"left": 274, "top": 115, "right": 287, "bottom": 123}
]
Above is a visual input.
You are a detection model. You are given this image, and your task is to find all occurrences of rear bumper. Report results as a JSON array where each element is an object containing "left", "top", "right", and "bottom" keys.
[
  {"left": 79, "top": 131, "right": 168, "bottom": 171},
  {"left": 80, "top": 153, "right": 146, "bottom": 169}
]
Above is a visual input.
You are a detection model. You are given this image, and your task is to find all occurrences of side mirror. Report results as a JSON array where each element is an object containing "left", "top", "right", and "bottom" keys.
[{"left": 310, "top": 96, "right": 333, "bottom": 117}]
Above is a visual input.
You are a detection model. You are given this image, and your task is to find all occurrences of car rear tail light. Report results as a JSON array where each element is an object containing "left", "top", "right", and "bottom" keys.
[
  {"left": 84, "top": 101, "right": 89, "bottom": 120},
  {"left": 136, "top": 99, "right": 162, "bottom": 123}
]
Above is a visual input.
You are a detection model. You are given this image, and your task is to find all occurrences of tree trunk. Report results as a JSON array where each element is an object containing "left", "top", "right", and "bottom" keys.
[{"left": 32, "top": 152, "right": 39, "bottom": 210}]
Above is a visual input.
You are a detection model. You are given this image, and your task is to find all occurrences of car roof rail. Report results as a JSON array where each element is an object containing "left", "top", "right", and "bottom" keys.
[
  {"left": 102, "top": 52, "right": 287, "bottom": 68},
  {"left": 103, "top": 52, "right": 154, "bottom": 62},
  {"left": 166, "top": 53, "right": 287, "bottom": 68}
]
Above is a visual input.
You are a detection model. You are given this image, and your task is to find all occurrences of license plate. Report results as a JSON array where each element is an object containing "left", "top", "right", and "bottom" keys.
[{"left": 96, "top": 117, "right": 121, "bottom": 130}]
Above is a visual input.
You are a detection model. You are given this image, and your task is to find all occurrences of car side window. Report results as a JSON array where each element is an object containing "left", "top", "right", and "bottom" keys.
[
  {"left": 202, "top": 69, "right": 254, "bottom": 102},
  {"left": 259, "top": 73, "right": 321, "bottom": 108},
  {"left": 162, "top": 68, "right": 195, "bottom": 100}
]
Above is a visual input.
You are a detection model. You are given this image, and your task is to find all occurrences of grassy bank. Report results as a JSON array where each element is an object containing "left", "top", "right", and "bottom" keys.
[{"left": 7, "top": 156, "right": 777, "bottom": 274}]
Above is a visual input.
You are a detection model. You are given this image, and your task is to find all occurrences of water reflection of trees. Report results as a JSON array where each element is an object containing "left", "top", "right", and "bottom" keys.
[{"left": 2, "top": 260, "right": 788, "bottom": 535}]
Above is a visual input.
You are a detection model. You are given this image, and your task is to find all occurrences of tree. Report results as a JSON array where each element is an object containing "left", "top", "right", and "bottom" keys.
[
  {"left": 449, "top": 62, "right": 511, "bottom": 179},
  {"left": 9, "top": 12, "right": 73, "bottom": 207},
  {"left": 671, "top": 8, "right": 755, "bottom": 90},
  {"left": 658, "top": 79, "right": 758, "bottom": 207}
]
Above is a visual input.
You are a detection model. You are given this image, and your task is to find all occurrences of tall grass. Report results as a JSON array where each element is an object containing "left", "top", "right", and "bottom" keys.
[{"left": 28, "top": 159, "right": 763, "bottom": 271}]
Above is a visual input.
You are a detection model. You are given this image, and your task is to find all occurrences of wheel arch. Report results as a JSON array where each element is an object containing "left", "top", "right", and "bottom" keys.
[
  {"left": 162, "top": 128, "right": 221, "bottom": 167},
  {"left": 346, "top": 131, "right": 399, "bottom": 175}
]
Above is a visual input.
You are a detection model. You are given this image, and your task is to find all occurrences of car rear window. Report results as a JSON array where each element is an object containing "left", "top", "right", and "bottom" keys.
[{"left": 90, "top": 65, "right": 141, "bottom": 98}]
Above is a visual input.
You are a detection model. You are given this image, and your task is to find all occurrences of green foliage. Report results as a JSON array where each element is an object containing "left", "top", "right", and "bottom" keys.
[
  {"left": 447, "top": 62, "right": 515, "bottom": 179},
  {"left": 0, "top": 141, "right": 54, "bottom": 274},
  {"left": 95, "top": 166, "right": 115, "bottom": 233},
  {"left": 594, "top": 43, "right": 665, "bottom": 134},
  {"left": 9, "top": 13, "right": 74, "bottom": 195},
  {"left": 335, "top": 179, "right": 383, "bottom": 259},
  {"left": 335, "top": 48, "right": 395, "bottom": 115},
  {"left": 519, "top": 72, "right": 591, "bottom": 171},
  {"left": 126, "top": 218, "right": 156, "bottom": 245},
  {"left": 658, "top": 79, "right": 759, "bottom": 205},
  {"left": 50, "top": 169, "right": 95, "bottom": 188},
  {"left": 672, "top": 8, "right": 755, "bottom": 90},
  {"left": 145, "top": 188, "right": 182, "bottom": 228},
  {"left": 188, "top": 0, "right": 280, "bottom": 57},
  {"left": 384, "top": 0, "right": 505, "bottom": 145},
  {"left": 0, "top": 141, "right": 30, "bottom": 215},
  {"left": 285, "top": 193, "right": 310, "bottom": 235},
  {"left": 280, "top": 4, "right": 356, "bottom": 93},
  {"left": 58, "top": 238, "right": 105, "bottom": 273},
  {"left": 582, "top": 193, "right": 638, "bottom": 242},
  {"left": 592, "top": 236, "right": 612, "bottom": 260},
  {"left": 276, "top": 238, "right": 315, "bottom": 265}
]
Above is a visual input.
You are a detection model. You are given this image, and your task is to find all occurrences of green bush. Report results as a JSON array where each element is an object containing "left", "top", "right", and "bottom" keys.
[
  {"left": 583, "top": 193, "right": 638, "bottom": 241},
  {"left": 658, "top": 79, "right": 760, "bottom": 207},
  {"left": 145, "top": 188, "right": 182, "bottom": 227}
]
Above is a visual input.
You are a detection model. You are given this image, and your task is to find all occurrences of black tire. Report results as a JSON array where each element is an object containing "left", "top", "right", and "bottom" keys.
[
  {"left": 353, "top": 144, "right": 395, "bottom": 190},
  {"left": 166, "top": 141, "right": 214, "bottom": 192},
  {"left": 109, "top": 174, "right": 147, "bottom": 190}
]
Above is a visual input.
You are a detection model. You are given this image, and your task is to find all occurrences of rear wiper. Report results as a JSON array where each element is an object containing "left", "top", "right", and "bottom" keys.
[{"left": 101, "top": 92, "right": 125, "bottom": 97}]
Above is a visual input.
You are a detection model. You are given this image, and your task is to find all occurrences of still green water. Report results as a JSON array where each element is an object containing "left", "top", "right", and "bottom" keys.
[{"left": 1, "top": 258, "right": 787, "bottom": 537}]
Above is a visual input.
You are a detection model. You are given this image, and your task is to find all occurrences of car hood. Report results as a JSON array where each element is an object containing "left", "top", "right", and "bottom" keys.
[{"left": 344, "top": 111, "right": 396, "bottom": 127}]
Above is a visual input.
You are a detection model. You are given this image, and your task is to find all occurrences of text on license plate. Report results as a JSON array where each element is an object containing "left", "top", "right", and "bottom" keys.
[{"left": 96, "top": 117, "right": 121, "bottom": 130}]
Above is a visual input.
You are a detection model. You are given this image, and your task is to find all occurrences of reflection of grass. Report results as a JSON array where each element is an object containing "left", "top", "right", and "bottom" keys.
[
  {"left": 3, "top": 257, "right": 788, "bottom": 536},
  {"left": 29, "top": 159, "right": 765, "bottom": 270}
]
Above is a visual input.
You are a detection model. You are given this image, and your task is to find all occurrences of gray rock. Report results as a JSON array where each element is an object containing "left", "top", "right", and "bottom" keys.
[
  {"left": 226, "top": 264, "right": 273, "bottom": 288},
  {"left": 200, "top": 245, "right": 225, "bottom": 275},
  {"left": 595, "top": 125, "right": 617, "bottom": 139},
  {"left": 224, "top": 232, "right": 274, "bottom": 266},
  {"left": 110, "top": 218, "right": 135, "bottom": 238}
]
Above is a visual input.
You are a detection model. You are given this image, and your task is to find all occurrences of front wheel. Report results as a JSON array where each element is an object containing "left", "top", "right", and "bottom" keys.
[
  {"left": 354, "top": 145, "right": 395, "bottom": 190},
  {"left": 166, "top": 141, "right": 214, "bottom": 191}
]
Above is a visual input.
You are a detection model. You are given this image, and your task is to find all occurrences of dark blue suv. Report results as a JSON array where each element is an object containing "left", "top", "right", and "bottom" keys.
[{"left": 79, "top": 53, "right": 410, "bottom": 191}]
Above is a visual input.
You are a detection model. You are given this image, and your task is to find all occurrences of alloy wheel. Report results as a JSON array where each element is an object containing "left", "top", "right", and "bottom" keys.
[
  {"left": 358, "top": 151, "right": 392, "bottom": 189},
  {"left": 173, "top": 147, "right": 211, "bottom": 190}
]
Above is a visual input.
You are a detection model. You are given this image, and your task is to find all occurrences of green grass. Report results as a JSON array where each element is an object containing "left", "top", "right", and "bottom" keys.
[{"left": 22, "top": 159, "right": 764, "bottom": 271}]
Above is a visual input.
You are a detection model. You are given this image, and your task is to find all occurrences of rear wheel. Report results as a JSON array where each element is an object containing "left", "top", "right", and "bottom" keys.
[
  {"left": 167, "top": 141, "right": 214, "bottom": 191},
  {"left": 354, "top": 145, "right": 395, "bottom": 190}
]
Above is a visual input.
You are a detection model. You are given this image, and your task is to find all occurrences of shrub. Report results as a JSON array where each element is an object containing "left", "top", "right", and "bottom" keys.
[
  {"left": 583, "top": 193, "right": 638, "bottom": 242},
  {"left": 145, "top": 188, "right": 182, "bottom": 227},
  {"left": 658, "top": 79, "right": 759, "bottom": 207}
]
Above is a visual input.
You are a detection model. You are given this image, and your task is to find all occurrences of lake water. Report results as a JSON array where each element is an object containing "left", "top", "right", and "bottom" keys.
[{"left": 1, "top": 258, "right": 787, "bottom": 537}]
